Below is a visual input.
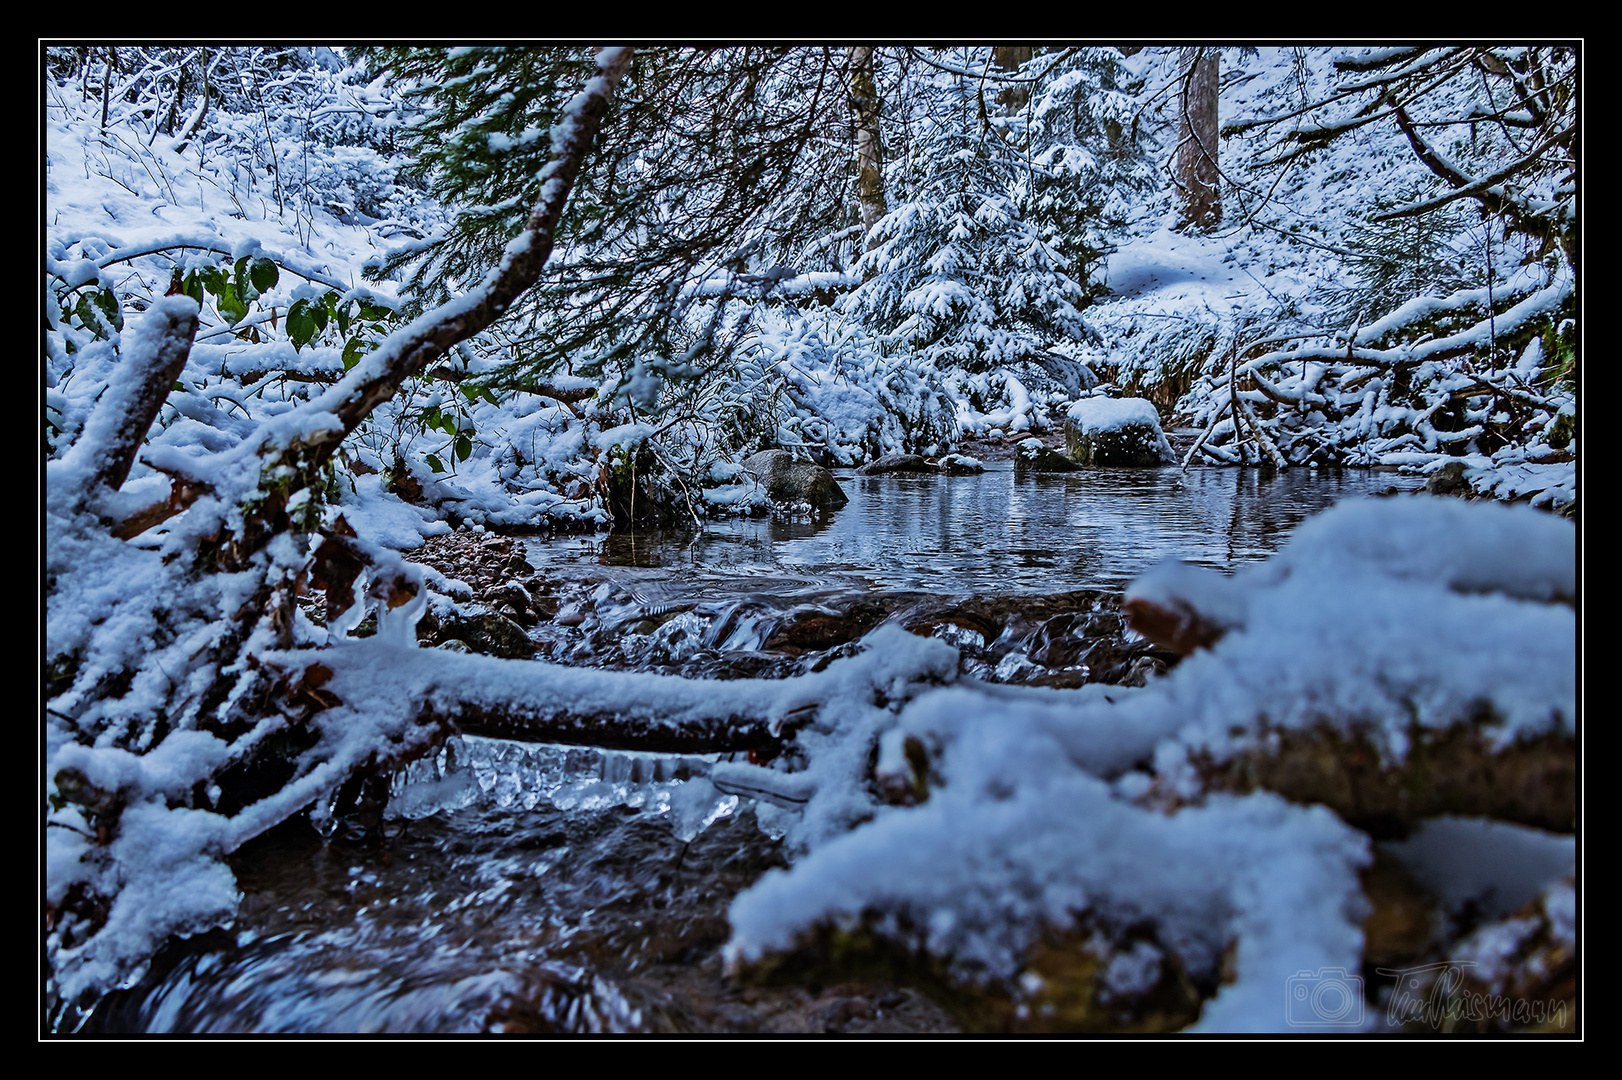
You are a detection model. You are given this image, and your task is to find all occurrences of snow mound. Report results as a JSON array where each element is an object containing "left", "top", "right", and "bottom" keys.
[{"left": 1065, "top": 395, "right": 1163, "bottom": 432}]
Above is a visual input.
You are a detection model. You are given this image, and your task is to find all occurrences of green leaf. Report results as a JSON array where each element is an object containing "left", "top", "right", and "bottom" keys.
[
  {"left": 75, "top": 294, "right": 111, "bottom": 338},
  {"left": 334, "top": 302, "right": 350, "bottom": 338},
  {"left": 479, "top": 386, "right": 501, "bottom": 406},
  {"left": 250, "top": 256, "right": 279, "bottom": 294},
  {"left": 217, "top": 281, "right": 249, "bottom": 325},
  {"left": 454, "top": 434, "right": 473, "bottom": 462},
  {"left": 201, "top": 265, "right": 227, "bottom": 295},
  {"left": 358, "top": 301, "right": 392, "bottom": 321},
  {"left": 425, "top": 453, "right": 446, "bottom": 473},
  {"left": 182, "top": 273, "right": 204, "bottom": 306},
  {"left": 86, "top": 287, "right": 124, "bottom": 334},
  {"left": 342, "top": 336, "right": 367, "bottom": 370},
  {"left": 287, "top": 299, "right": 318, "bottom": 350}
]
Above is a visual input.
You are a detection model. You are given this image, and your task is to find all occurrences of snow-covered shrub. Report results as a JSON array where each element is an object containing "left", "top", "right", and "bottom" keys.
[
  {"left": 1102, "top": 307, "right": 1226, "bottom": 411},
  {"left": 1021, "top": 47, "right": 1158, "bottom": 296},
  {"left": 295, "top": 144, "right": 405, "bottom": 224},
  {"left": 1171, "top": 262, "right": 1575, "bottom": 501},
  {"left": 731, "top": 309, "right": 959, "bottom": 464}
]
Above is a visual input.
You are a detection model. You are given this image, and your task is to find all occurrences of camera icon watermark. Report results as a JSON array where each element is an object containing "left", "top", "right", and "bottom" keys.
[{"left": 1286, "top": 968, "right": 1365, "bottom": 1028}]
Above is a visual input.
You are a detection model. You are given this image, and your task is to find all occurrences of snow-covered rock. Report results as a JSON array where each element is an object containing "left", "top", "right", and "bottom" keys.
[{"left": 1064, "top": 397, "right": 1174, "bottom": 466}]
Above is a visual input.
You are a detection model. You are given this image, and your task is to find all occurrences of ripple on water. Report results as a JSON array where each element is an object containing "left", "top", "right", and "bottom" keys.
[{"left": 526, "top": 465, "right": 1426, "bottom": 597}]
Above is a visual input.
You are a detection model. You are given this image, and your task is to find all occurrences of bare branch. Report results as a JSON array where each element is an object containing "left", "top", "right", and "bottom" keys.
[{"left": 318, "top": 48, "right": 634, "bottom": 451}]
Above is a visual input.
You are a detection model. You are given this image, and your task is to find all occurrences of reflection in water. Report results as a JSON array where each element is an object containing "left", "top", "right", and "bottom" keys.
[{"left": 532, "top": 465, "right": 1424, "bottom": 596}]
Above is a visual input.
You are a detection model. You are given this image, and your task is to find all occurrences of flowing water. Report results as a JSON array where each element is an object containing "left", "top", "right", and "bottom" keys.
[
  {"left": 78, "top": 465, "right": 1425, "bottom": 1034},
  {"left": 519, "top": 465, "right": 1424, "bottom": 683}
]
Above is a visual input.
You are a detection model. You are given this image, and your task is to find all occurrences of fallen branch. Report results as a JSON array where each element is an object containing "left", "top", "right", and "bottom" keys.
[{"left": 56, "top": 298, "right": 199, "bottom": 502}]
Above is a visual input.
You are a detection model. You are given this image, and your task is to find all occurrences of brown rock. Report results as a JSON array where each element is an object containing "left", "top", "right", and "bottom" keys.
[
  {"left": 1122, "top": 596, "right": 1230, "bottom": 656},
  {"left": 1192, "top": 722, "right": 1576, "bottom": 838},
  {"left": 743, "top": 450, "right": 849, "bottom": 508},
  {"left": 857, "top": 453, "right": 934, "bottom": 475}
]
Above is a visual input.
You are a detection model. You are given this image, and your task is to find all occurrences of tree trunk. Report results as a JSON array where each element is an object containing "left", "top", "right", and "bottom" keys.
[
  {"left": 847, "top": 46, "right": 887, "bottom": 251},
  {"left": 1177, "top": 47, "right": 1221, "bottom": 232},
  {"left": 992, "top": 46, "right": 1036, "bottom": 113}
]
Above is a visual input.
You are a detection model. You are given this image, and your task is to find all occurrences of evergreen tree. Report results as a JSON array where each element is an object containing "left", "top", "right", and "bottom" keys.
[
  {"left": 1019, "top": 47, "right": 1156, "bottom": 304},
  {"left": 364, "top": 47, "right": 854, "bottom": 395},
  {"left": 842, "top": 49, "right": 1102, "bottom": 379}
]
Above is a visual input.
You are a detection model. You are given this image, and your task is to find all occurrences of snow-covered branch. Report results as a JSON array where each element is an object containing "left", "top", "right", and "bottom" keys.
[
  {"left": 93, "top": 235, "right": 358, "bottom": 294},
  {"left": 53, "top": 296, "right": 199, "bottom": 502}
]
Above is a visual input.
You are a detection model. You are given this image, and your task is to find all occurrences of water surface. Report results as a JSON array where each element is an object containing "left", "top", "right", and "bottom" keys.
[{"left": 528, "top": 465, "right": 1425, "bottom": 596}]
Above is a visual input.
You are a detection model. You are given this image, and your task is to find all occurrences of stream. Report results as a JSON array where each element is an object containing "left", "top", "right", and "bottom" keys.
[
  {"left": 78, "top": 465, "right": 1425, "bottom": 1034},
  {"left": 534, "top": 463, "right": 1415, "bottom": 594}
]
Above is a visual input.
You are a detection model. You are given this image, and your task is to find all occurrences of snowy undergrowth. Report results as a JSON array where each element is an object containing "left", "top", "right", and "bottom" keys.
[
  {"left": 45, "top": 62, "right": 619, "bottom": 537},
  {"left": 1076, "top": 47, "right": 1576, "bottom": 509}
]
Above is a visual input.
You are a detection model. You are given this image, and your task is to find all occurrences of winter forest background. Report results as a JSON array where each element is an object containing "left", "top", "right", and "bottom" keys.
[{"left": 44, "top": 45, "right": 1578, "bottom": 1034}]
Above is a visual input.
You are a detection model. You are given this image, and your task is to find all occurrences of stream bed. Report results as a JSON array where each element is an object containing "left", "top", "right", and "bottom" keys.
[{"left": 79, "top": 465, "right": 1426, "bottom": 1034}]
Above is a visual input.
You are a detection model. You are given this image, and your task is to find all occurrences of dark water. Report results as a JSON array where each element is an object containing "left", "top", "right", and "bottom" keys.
[
  {"left": 78, "top": 466, "right": 1425, "bottom": 1033},
  {"left": 528, "top": 464, "right": 1424, "bottom": 596},
  {"left": 80, "top": 746, "right": 956, "bottom": 1034}
]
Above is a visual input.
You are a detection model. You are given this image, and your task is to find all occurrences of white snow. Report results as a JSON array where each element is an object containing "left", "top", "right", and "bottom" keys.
[{"left": 1065, "top": 395, "right": 1164, "bottom": 432}]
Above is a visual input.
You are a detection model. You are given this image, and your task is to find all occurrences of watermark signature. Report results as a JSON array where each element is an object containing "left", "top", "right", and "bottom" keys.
[
  {"left": 1376, "top": 962, "right": 1570, "bottom": 1031},
  {"left": 1285, "top": 964, "right": 1571, "bottom": 1030}
]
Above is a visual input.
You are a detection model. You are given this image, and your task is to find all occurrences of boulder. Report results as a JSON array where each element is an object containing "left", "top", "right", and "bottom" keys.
[
  {"left": 934, "top": 453, "right": 985, "bottom": 475},
  {"left": 743, "top": 449, "right": 849, "bottom": 508},
  {"left": 1425, "top": 460, "right": 1472, "bottom": 496},
  {"left": 857, "top": 453, "right": 934, "bottom": 476},
  {"left": 1064, "top": 398, "right": 1175, "bottom": 466},
  {"left": 1014, "top": 438, "right": 1080, "bottom": 473}
]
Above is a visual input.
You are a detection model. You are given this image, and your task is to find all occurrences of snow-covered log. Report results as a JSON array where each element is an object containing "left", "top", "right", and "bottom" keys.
[{"left": 724, "top": 497, "right": 1577, "bottom": 1032}]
